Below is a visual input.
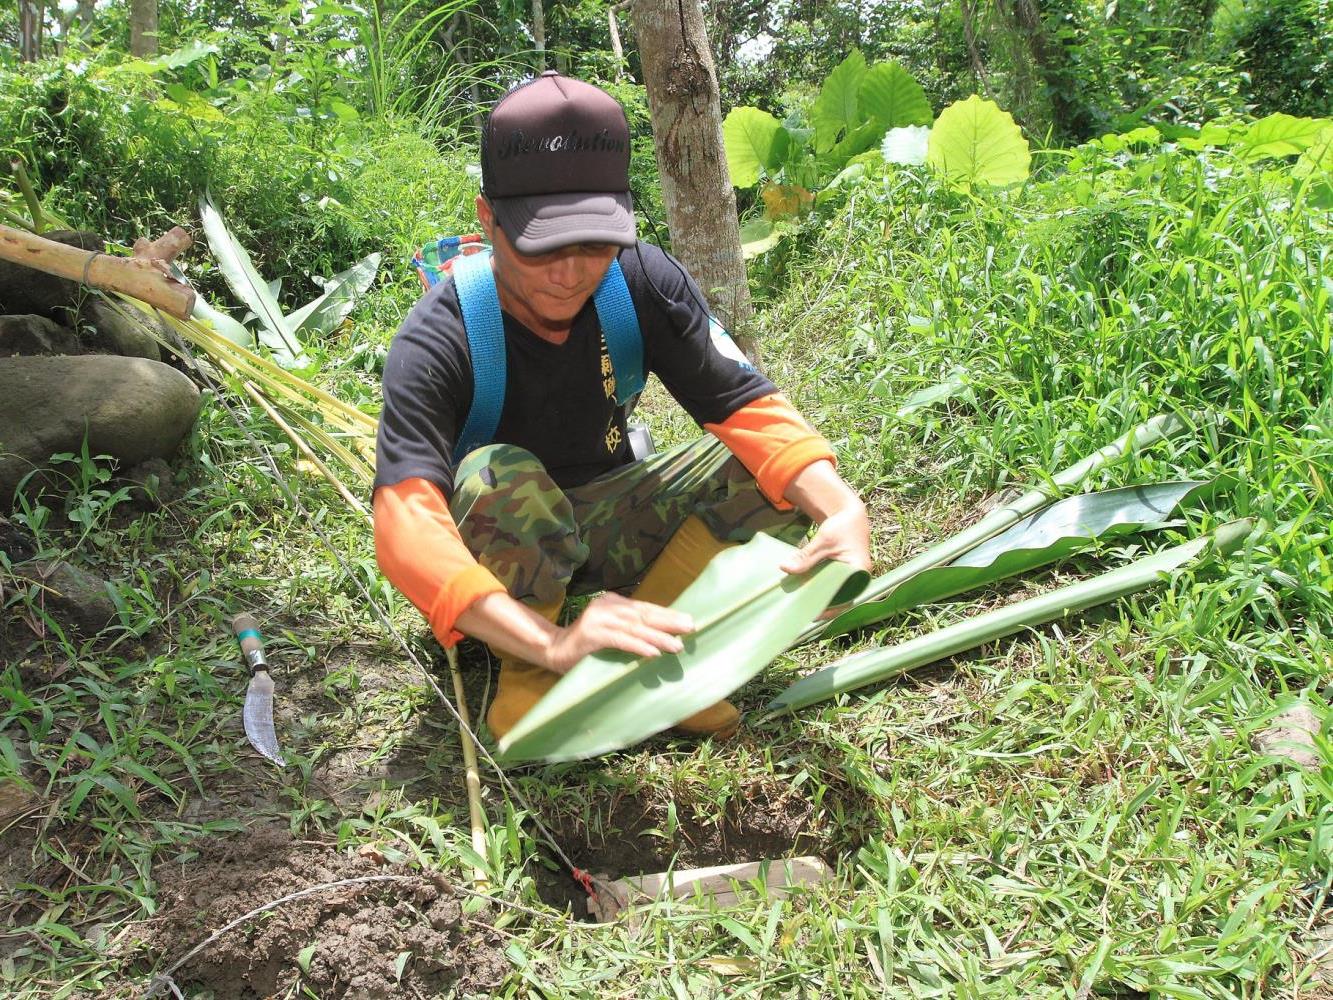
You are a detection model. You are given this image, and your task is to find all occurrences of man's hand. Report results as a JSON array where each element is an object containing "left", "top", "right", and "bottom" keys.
[
  {"left": 780, "top": 501, "right": 872, "bottom": 576},
  {"left": 779, "top": 459, "right": 873, "bottom": 576},
  {"left": 542, "top": 593, "right": 694, "bottom": 674}
]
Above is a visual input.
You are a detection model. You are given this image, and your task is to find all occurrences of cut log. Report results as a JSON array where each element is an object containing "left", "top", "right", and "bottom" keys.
[{"left": 0, "top": 224, "right": 195, "bottom": 319}]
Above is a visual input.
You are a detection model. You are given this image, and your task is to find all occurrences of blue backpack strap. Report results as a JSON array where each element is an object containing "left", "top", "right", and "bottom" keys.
[
  {"left": 592, "top": 259, "right": 645, "bottom": 405},
  {"left": 451, "top": 251, "right": 507, "bottom": 464}
]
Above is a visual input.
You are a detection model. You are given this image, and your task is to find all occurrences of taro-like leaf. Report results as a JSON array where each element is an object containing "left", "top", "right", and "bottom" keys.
[
  {"left": 498, "top": 534, "right": 868, "bottom": 763},
  {"left": 882, "top": 125, "right": 931, "bottom": 166},
  {"left": 770, "top": 520, "right": 1254, "bottom": 713},
  {"left": 824, "top": 480, "right": 1221, "bottom": 636},
  {"left": 1235, "top": 113, "right": 1328, "bottom": 161},
  {"left": 811, "top": 50, "right": 868, "bottom": 153},
  {"left": 723, "top": 107, "right": 786, "bottom": 188},
  {"left": 859, "top": 62, "right": 932, "bottom": 129},
  {"left": 926, "top": 95, "right": 1030, "bottom": 189}
]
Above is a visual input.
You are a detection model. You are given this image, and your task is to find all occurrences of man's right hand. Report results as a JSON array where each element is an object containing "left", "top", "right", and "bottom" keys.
[{"left": 542, "top": 593, "right": 694, "bottom": 674}]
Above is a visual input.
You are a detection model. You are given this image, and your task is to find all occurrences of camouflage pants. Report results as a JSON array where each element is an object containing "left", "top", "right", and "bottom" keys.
[{"left": 451, "top": 437, "right": 810, "bottom": 607}]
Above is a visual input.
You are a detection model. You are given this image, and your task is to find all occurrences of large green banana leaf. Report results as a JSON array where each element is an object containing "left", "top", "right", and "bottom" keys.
[
  {"left": 768, "top": 519, "right": 1253, "bottom": 714},
  {"left": 498, "top": 534, "right": 869, "bottom": 764},
  {"left": 797, "top": 410, "right": 1200, "bottom": 646},
  {"left": 822, "top": 479, "right": 1222, "bottom": 635},
  {"left": 199, "top": 192, "right": 305, "bottom": 364}
]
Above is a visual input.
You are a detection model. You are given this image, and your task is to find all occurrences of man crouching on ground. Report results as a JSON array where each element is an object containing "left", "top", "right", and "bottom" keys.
[{"left": 373, "top": 71, "right": 871, "bottom": 741}]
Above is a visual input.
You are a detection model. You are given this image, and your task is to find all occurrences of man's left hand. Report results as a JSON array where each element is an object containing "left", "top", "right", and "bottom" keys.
[{"left": 780, "top": 501, "right": 872, "bottom": 576}]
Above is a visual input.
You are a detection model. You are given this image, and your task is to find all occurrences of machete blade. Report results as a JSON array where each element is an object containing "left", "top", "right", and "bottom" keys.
[{"left": 242, "top": 670, "right": 286, "bottom": 766}]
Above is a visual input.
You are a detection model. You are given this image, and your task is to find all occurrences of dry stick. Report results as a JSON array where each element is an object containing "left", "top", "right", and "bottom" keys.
[
  {"left": 144, "top": 875, "right": 414, "bottom": 998},
  {"left": 238, "top": 379, "right": 369, "bottom": 518}
]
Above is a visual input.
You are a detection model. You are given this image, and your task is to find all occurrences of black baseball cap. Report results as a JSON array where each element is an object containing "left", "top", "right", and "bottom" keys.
[{"left": 481, "top": 71, "right": 635, "bottom": 254}]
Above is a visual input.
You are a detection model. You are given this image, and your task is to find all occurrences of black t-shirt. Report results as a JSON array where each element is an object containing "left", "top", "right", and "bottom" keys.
[{"left": 375, "top": 241, "right": 776, "bottom": 497}]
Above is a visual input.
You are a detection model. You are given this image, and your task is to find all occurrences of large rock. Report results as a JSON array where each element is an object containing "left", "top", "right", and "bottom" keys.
[
  {"left": 0, "top": 355, "right": 201, "bottom": 505},
  {"left": 0, "top": 230, "right": 101, "bottom": 320},
  {"left": 79, "top": 298, "right": 161, "bottom": 361},
  {"left": 0, "top": 314, "right": 80, "bottom": 357},
  {"left": 13, "top": 559, "right": 117, "bottom": 634}
]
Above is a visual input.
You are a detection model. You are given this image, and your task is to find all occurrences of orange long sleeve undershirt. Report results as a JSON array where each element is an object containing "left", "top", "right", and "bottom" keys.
[{"left": 373, "top": 392, "right": 834, "bottom": 646}]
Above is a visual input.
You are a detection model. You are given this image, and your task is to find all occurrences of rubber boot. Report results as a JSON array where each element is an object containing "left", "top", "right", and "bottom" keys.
[
  {"left": 632, "top": 515, "right": 741, "bottom": 740},
  {"left": 486, "top": 599, "right": 564, "bottom": 741}
]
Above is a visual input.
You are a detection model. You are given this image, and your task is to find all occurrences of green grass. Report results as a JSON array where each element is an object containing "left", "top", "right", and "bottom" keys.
[{"left": 3, "top": 128, "right": 1333, "bottom": 998}]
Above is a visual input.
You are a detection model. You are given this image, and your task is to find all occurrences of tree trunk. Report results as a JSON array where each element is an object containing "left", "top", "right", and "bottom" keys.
[
  {"left": 628, "top": 0, "right": 756, "bottom": 360},
  {"left": 18, "top": 0, "right": 42, "bottom": 61},
  {"left": 531, "top": 0, "right": 545, "bottom": 71},
  {"left": 129, "top": 0, "right": 158, "bottom": 57},
  {"left": 73, "top": 0, "right": 96, "bottom": 40}
]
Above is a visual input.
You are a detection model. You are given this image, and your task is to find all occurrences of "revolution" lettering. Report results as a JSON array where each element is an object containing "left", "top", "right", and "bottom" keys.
[{"left": 495, "top": 128, "right": 626, "bottom": 159}]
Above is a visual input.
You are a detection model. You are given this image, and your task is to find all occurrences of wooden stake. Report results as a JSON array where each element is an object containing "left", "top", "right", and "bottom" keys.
[
  {"left": 447, "top": 644, "right": 490, "bottom": 890},
  {"left": 0, "top": 223, "right": 196, "bottom": 318}
]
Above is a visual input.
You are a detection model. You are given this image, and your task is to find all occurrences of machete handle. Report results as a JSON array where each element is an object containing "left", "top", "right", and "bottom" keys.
[{"left": 231, "top": 612, "right": 270, "bottom": 673}]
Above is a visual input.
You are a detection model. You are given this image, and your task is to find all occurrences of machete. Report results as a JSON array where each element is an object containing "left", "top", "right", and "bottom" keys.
[{"left": 231, "top": 613, "right": 286, "bottom": 766}]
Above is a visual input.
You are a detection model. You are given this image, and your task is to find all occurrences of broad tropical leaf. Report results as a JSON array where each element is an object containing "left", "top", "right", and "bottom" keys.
[
  {"left": 769, "top": 520, "right": 1253, "bottom": 713},
  {"left": 723, "top": 107, "right": 786, "bottom": 188},
  {"left": 859, "top": 62, "right": 932, "bottom": 129},
  {"left": 191, "top": 296, "right": 252, "bottom": 347},
  {"left": 805, "top": 411, "right": 1199, "bottom": 645},
  {"left": 498, "top": 534, "right": 869, "bottom": 763},
  {"left": 811, "top": 50, "right": 868, "bottom": 153},
  {"left": 927, "top": 95, "right": 1030, "bottom": 189},
  {"left": 739, "top": 218, "right": 781, "bottom": 259},
  {"left": 1235, "top": 114, "right": 1328, "bottom": 162},
  {"left": 198, "top": 193, "right": 304, "bottom": 364},
  {"left": 827, "top": 119, "right": 885, "bottom": 166},
  {"left": 882, "top": 125, "right": 931, "bottom": 166},
  {"left": 825, "top": 480, "right": 1220, "bottom": 634},
  {"left": 287, "top": 252, "right": 382, "bottom": 336}
]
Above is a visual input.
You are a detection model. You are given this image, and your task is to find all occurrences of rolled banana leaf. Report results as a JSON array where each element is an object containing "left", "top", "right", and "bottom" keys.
[
  {"left": 498, "top": 534, "right": 870, "bottom": 764},
  {"left": 801, "top": 410, "right": 1201, "bottom": 645},
  {"left": 768, "top": 519, "right": 1253, "bottom": 714},
  {"left": 823, "top": 479, "right": 1223, "bottom": 635}
]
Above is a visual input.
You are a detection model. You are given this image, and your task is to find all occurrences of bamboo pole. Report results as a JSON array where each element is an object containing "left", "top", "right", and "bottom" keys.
[
  {"left": 447, "top": 644, "right": 490, "bottom": 890},
  {"left": 0, "top": 223, "right": 196, "bottom": 318}
]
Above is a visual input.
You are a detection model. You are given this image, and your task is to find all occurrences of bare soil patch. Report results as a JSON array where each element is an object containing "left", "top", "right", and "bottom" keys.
[
  {"left": 533, "top": 782, "right": 832, "bottom": 918},
  {"left": 139, "top": 826, "right": 507, "bottom": 999}
]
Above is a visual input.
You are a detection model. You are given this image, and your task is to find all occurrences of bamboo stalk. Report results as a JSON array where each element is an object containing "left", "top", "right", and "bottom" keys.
[
  {"left": 9, "top": 157, "right": 45, "bottom": 232},
  {"left": 0, "top": 223, "right": 195, "bottom": 317},
  {"left": 447, "top": 645, "right": 490, "bottom": 890}
]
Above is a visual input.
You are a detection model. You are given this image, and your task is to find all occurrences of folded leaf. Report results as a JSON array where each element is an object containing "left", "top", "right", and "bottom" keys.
[
  {"left": 826, "top": 480, "right": 1221, "bottom": 634},
  {"left": 498, "top": 534, "right": 869, "bottom": 763},
  {"left": 808, "top": 411, "right": 1200, "bottom": 644},
  {"left": 769, "top": 520, "right": 1253, "bottom": 713}
]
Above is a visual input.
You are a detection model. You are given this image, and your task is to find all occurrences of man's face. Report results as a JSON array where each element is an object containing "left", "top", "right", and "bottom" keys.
[{"left": 477, "top": 196, "right": 619, "bottom": 335}]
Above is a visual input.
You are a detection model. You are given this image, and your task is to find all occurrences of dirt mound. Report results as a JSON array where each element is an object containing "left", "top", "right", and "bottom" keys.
[{"left": 143, "top": 827, "right": 508, "bottom": 999}]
